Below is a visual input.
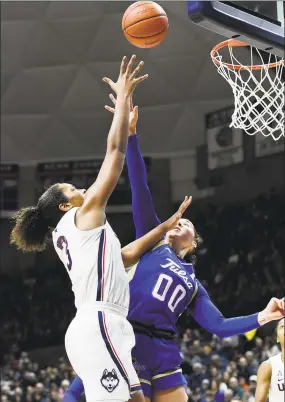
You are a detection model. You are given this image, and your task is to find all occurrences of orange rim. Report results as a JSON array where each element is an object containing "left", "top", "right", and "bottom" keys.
[{"left": 211, "top": 39, "right": 285, "bottom": 71}]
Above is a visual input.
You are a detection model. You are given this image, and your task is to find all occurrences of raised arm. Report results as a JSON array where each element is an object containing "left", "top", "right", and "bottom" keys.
[
  {"left": 189, "top": 282, "right": 284, "bottom": 338},
  {"left": 105, "top": 95, "right": 160, "bottom": 238},
  {"left": 127, "top": 134, "right": 161, "bottom": 238},
  {"left": 63, "top": 376, "right": 84, "bottom": 402},
  {"left": 122, "top": 196, "right": 192, "bottom": 267},
  {"left": 76, "top": 56, "right": 148, "bottom": 230},
  {"left": 255, "top": 361, "right": 271, "bottom": 402}
]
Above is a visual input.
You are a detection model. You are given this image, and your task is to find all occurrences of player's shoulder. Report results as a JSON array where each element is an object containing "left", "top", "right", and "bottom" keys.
[
  {"left": 138, "top": 239, "right": 167, "bottom": 259},
  {"left": 268, "top": 352, "right": 282, "bottom": 365},
  {"left": 258, "top": 359, "right": 272, "bottom": 378},
  {"left": 57, "top": 207, "right": 78, "bottom": 228},
  {"left": 151, "top": 239, "right": 167, "bottom": 252}
]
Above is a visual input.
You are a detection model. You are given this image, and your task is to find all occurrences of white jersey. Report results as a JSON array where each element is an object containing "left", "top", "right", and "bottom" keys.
[
  {"left": 269, "top": 353, "right": 284, "bottom": 402},
  {"left": 52, "top": 207, "right": 129, "bottom": 311}
]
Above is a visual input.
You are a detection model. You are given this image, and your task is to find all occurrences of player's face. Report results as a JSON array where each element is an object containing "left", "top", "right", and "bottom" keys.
[
  {"left": 60, "top": 183, "right": 86, "bottom": 208},
  {"left": 166, "top": 218, "right": 196, "bottom": 252},
  {"left": 277, "top": 318, "right": 284, "bottom": 346}
]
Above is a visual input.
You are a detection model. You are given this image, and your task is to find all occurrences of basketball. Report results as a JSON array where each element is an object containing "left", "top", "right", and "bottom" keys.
[{"left": 122, "top": 1, "right": 168, "bottom": 48}]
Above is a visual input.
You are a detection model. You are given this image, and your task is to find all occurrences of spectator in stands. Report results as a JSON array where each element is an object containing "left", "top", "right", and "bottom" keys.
[
  {"left": 244, "top": 351, "right": 258, "bottom": 375},
  {"left": 246, "top": 375, "right": 258, "bottom": 402},
  {"left": 189, "top": 362, "right": 206, "bottom": 391},
  {"left": 224, "top": 389, "right": 234, "bottom": 402},
  {"left": 237, "top": 357, "right": 250, "bottom": 381},
  {"left": 228, "top": 377, "right": 244, "bottom": 399}
]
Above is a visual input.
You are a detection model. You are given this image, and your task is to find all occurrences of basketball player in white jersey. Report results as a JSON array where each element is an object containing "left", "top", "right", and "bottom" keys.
[
  {"left": 255, "top": 317, "right": 284, "bottom": 402},
  {"left": 11, "top": 55, "right": 150, "bottom": 402}
]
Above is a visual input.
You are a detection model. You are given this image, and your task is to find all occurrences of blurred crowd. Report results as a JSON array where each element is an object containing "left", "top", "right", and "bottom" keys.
[
  {"left": 0, "top": 265, "right": 74, "bottom": 352},
  {"left": 1, "top": 351, "right": 77, "bottom": 402},
  {"left": 0, "top": 189, "right": 284, "bottom": 401},
  {"left": 1, "top": 328, "right": 281, "bottom": 402},
  {"left": 180, "top": 327, "right": 280, "bottom": 402}
]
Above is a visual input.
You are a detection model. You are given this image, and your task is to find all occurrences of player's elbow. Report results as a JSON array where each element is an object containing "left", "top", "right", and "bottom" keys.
[
  {"left": 214, "top": 331, "right": 231, "bottom": 339},
  {"left": 206, "top": 327, "right": 229, "bottom": 339},
  {"left": 212, "top": 326, "right": 232, "bottom": 338},
  {"left": 122, "top": 250, "right": 138, "bottom": 268},
  {"left": 203, "top": 319, "right": 232, "bottom": 338}
]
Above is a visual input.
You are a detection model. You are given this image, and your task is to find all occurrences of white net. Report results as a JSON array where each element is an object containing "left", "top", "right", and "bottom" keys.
[{"left": 211, "top": 40, "right": 285, "bottom": 141}]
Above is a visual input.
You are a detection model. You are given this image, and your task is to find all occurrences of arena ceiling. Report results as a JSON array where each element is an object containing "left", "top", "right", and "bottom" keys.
[{"left": 1, "top": 1, "right": 234, "bottom": 164}]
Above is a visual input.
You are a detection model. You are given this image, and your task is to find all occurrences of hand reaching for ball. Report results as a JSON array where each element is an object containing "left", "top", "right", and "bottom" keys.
[
  {"left": 105, "top": 94, "right": 138, "bottom": 136},
  {"left": 102, "top": 55, "right": 148, "bottom": 97}
]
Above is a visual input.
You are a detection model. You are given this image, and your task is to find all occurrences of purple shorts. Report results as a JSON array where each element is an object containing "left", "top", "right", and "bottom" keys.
[{"left": 132, "top": 333, "right": 187, "bottom": 399}]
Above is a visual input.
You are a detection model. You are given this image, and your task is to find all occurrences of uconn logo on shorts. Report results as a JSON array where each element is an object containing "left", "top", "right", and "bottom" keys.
[{"left": 101, "top": 369, "right": 119, "bottom": 393}]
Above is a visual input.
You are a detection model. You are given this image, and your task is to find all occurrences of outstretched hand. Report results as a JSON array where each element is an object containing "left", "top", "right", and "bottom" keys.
[
  {"left": 258, "top": 297, "right": 285, "bottom": 325},
  {"left": 105, "top": 94, "right": 138, "bottom": 135},
  {"left": 102, "top": 55, "right": 148, "bottom": 97},
  {"left": 163, "top": 196, "right": 192, "bottom": 232}
]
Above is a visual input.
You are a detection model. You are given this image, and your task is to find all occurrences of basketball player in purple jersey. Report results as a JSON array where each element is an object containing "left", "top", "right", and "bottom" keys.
[{"left": 64, "top": 97, "right": 284, "bottom": 402}]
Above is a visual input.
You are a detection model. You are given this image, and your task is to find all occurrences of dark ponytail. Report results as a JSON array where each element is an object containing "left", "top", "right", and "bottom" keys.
[
  {"left": 10, "top": 184, "right": 69, "bottom": 253},
  {"left": 10, "top": 206, "right": 50, "bottom": 252}
]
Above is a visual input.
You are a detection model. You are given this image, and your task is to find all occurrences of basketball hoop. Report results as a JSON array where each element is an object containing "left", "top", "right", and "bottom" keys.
[{"left": 211, "top": 39, "right": 285, "bottom": 141}]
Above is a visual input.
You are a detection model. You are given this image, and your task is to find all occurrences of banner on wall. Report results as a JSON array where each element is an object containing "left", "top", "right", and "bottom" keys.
[
  {"left": 0, "top": 164, "right": 19, "bottom": 212},
  {"left": 36, "top": 158, "right": 151, "bottom": 207},
  {"left": 206, "top": 107, "right": 244, "bottom": 170},
  {"left": 255, "top": 133, "right": 285, "bottom": 157}
]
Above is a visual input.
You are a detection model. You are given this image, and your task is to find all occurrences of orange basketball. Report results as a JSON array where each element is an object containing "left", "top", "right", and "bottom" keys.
[{"left": 122, "top": 1, "right": 168, "bottom": 49}]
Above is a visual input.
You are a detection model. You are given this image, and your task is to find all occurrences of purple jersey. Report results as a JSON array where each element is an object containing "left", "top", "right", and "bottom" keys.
[{"left": 128, "top": 241, "right": 198, "bottom": 332}]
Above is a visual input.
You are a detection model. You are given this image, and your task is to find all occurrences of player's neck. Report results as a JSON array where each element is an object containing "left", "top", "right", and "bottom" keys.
[
  {"left": 168, "top": 238, "right": 192, "bottom": 260},
  {"left": 171, "top": 244, "right": 188, "bottom": 260},
  {"left": 281, "top": 348, "right": 284, "bottom": 363}
]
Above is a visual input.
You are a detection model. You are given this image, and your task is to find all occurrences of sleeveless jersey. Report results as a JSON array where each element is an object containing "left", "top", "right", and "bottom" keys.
[
  {"left": 269, "top": 353, "right": 284, "bottom": 402},
  {"left": 52, "top": 207, "right": 129, "bottom": 311},
  {"left": 127, "top": 240, "right": 198, "bottom": 333}
]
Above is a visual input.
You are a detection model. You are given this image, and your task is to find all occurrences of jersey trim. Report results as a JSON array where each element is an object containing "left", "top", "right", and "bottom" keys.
[
  {"left": 152, "top": 239, "right": 166, "bottom": 251},
  {"left": 98, "top": 311, "right": 131, "bottom": 391},
  {"left": 127, "top": 262, "right": 139, "bottom": 282},
  {"left": 152, "top": 368, "right": 182, "bottom": 380},
  {"left": 139, "top": 379, "right": 151, "bottom": 385},
  {"left": 127, "top": 239, "right": 167, "bottom": 282},
  {"left": 189, "top": 281, "right": 199, "bottom": 305},
  {"left": 96, "top": 229, "right": 106, "bottom": 301},
  {"left": 130, "top": 384, "right": 142, "bottom": 394}
]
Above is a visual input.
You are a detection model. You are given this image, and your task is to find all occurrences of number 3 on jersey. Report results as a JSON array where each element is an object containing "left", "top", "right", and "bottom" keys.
[
  {"left": 152, "top": 273, "right": 186, "bottom": 312},
  {"left": 56, "top": 236, "right": 72, "bottom": 270}
]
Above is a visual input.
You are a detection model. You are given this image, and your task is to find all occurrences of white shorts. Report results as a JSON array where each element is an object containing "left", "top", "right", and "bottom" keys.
[{"left": 65, "top": 303, "right": 141, "bottom": 401}]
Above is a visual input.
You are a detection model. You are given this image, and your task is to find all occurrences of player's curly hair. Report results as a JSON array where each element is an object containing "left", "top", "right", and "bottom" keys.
[
  {"left": 186, "top": 228, "right": 203, "bottom": 265},
  {"left": 10, "top": 184, "right": 69, "bottom": 253}
]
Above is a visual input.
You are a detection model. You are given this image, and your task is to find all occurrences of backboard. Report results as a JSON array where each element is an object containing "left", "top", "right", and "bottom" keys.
[{"left": 187, "top": 1, "right": 284, "bottom": 57}]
